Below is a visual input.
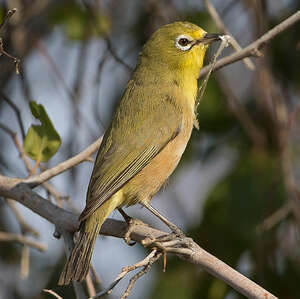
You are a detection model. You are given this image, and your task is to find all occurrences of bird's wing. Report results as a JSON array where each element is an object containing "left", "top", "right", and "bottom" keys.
[{"left": 79, "top": 91, "right": 182, "bottom": 221}]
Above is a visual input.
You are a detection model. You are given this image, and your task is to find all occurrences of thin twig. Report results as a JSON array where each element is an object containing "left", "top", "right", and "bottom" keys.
[
  {"left": 0, "top": 91, "right": 25, "bottom": 139},
  {"left": 120, "top": 253, "right": 161, "bottom": 299},
  {"left": 86, "top": 273, "right": 97, "bottom": 297},
  {"left": 81, "top": 0, "right": 133, "bottom": 72},
  {"left": 24, "top": 137, "right": 103, "bottom": 187},
  {"left": 215, "top": 72, "right": 266, "bottom": 147},
  {"left": 0, "top": 231, "right": 46, "bottom": 252},
  {"left": 90, "top": 265, "right": 102, "bottom": 291},
  {"left": 204, "top": 0, "right": 255, "bottom": 70},
  {"left": 91, "top": 250, "right": 160, "bottom": 298},
  {"left": 0, "top": 38, "right": 20, "bottom": 74},
  {"left": 0, "top": 122, "right": 32, "bottom": 171},
  {"left": 258, "top": 202, "right": 292, "bottom": 232},
  {"left": 104, "top": 38, "right": 133, "bottom": 72},
  {"left": 199, "top": 10, "right": 300, "bottom": 78},
  {"left": 0, "top": 122, "right": 67, "bottom": 205},
  {"left": 20, "top": 245, "right": 30, "bottom": 279},
  {"left": 6, "top": 199, "right": 39, "bottom": 237},
  {"left": 0, "top": 8, "right": 17, "bottom": 31},
  {"left": 43, "top": 289, "right": 63, "bottom": 299}
]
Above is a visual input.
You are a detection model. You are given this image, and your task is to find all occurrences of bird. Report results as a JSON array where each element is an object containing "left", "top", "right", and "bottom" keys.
[{"left": 58, "top": 21, "right": 220, "bottom": 285}]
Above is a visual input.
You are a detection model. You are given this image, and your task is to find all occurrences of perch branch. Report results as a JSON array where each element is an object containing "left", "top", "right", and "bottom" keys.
[
  {"left": 204, "top": 0, "right": 255, "bottom": 70},
  {"left": 199, "top": 10, "right": 300, "bottom": 78},
  {"left": 0, "top": 176, "right": 278, "bottom": 299}
]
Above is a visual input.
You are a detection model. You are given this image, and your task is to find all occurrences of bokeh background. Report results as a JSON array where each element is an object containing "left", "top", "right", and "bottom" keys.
[{"left": 0, "top": 0, "right": 300, "bottom": 298}]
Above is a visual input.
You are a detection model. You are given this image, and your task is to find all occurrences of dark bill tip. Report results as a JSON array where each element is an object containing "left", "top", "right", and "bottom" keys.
[{"left": 201, "top": 33, "right": 222, "bottom": 45}]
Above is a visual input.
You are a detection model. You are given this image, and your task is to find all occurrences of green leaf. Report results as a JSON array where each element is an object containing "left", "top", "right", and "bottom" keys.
[{"left": 24, "top": 102, "right": 61, "bottom": 162}]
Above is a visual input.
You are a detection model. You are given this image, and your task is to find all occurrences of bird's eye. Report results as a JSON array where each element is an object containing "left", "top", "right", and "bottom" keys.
[
  {"left": 178, "top": 38, "right": 189, "bottom": 47},
  {"left": 175, "top": 35, "right": 192, "bottom": 51}
]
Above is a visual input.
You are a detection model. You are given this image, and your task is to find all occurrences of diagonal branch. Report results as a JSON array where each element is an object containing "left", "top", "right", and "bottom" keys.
[
  {"left": 204, "top": 0, "right": 255, "bottom": 70},
  {"left": 24, "top": 137, "right": 103, "bottom": 188},
  {"left": 0, "top": 91, "right": 26, "bottom": 139},
  {"left": 199, "top": 10, "right": 300, "bottom": 78},
  {"left": 0, "top": 175, "right": 278, "bottom": 299}
]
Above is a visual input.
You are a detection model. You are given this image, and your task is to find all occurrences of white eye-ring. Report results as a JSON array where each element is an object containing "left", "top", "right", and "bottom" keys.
[{"left": 175, "top": 34, "right": 193, "bottom": 51}]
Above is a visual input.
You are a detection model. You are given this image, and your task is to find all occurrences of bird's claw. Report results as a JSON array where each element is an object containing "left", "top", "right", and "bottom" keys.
[{"left": 124, "top": 217, "right": 145, "bottom": 246}]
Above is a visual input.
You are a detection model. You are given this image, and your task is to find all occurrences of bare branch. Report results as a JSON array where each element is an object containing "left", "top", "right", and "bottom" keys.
[
  {"left": 91, "top": 249, "right": 160, "bottom": 298},
  {"left": 90, "top": 265, "right": 102, "bottom": 291},
  {"left": 215, "top": 72, "right": 266, "bottom": 147},
  {"left": 0, "top": 8, "right": 17, "bottom": 31},
  {"left": 6, "top": 199, "right": 39, "bottom": 237},
  {"left": 0, "top": 176, "right": 278, "bottom": 299},
  {"left": 199, "top": 10, "right": 300, "bottom": 78},
  {"left": 0, "top": 122, "right": 67, "bottom": 204},
  {"left": 0, "top": 91, "right": 26, "bottom": 139},
  {"left": 120, "top": 251, "right": 161, "bottom": 299},
  {"left": 104, "top": 37, "right": 133, "bottom": 72},
  {"left": 80, "top": 0, "right": 133, "bottom": 72},
  {"left": 0, "top": 122, "right": 31, "bottom": 171},
  {"left": 20, "top": 245, "right": 30, "bottom": 279},
  {"left": 0, "top": 231, "right": 46, "bottom": 252},
  {"left": 24, "top": 137, "right": 103, "bottom": 187},
  {"left": 86, "top": 273, "right": 96, "bottom": 298},
  {"left": 0, "top": 38, "right": 20, "bottom": 74},
  {"left": 43, "top": 289, "right": 63, "bottom": 299},
  {"left": 258, "top": 202, "right": 292, "bottom": 232},
  {"left": 0, "top": 8, "right": 18, "bottom": 73},
  {"left": 204, "top": 0, "right": 255, "bottom": 70}
]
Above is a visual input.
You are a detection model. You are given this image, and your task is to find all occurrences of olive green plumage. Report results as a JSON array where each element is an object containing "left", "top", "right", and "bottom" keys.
[{"left": 59, "top": 21, "right": 219, "bottom": 285}]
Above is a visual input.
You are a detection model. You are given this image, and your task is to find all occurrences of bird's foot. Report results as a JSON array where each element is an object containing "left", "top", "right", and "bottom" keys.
[
  {"left": 168, "top": 223, "right": 185, "bottom": 238},
  {"left": 141, "top": 232, "right": 191, "bottom": 249},
  {"left": 141, "top": 231, "right": 192, "bottom": 272},
  {"left": 123, "top": 217, "right": 146, "bottom": 246}
]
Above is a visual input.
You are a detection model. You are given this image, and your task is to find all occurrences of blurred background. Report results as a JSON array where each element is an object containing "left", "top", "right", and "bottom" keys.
[{"left": 0, "top": 0, "right": 299, "bottom": 298}]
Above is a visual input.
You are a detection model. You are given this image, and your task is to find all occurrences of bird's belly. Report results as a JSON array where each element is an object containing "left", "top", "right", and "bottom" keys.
[{"left": 121, "top": 117, "right": 193, "bottom": 206}]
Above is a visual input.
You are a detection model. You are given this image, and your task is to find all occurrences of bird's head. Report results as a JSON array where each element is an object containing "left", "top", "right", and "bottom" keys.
[{"left": 139, "top": 22, "right": 221, "bottom": 77}]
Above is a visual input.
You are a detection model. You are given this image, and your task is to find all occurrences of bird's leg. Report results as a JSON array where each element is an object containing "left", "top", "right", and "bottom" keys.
[
  {"left": 118, "top": 208, "right": 145, "bottom": 246},
  {"left": 118, "top": 208, "right": 131, "bottom": 224},
  {"left": 141, "top": 202, "right": 184, "bottom": 237}
]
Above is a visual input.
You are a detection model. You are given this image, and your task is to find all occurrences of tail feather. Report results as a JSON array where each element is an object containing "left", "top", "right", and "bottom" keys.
[
  {"left": 58, "top": 190, "right": 123, "bottom": 285},
  {"left": 58, "top": 222, "right": 100, "bottom": 285}
]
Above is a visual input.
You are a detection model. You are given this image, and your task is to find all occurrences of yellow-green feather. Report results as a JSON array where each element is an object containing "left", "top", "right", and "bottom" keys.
[{"left": 58, "top": 190, "right": 123, "bottom": 284}]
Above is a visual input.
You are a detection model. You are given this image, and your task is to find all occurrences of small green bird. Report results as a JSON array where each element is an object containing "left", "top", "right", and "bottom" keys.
[{"left": 59, "top": 21, "right": 220, "bottom": 285}]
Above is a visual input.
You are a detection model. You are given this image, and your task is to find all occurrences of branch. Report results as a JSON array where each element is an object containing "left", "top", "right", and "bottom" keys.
[
  {"left": 6, "top": 199, "right": 39, "bottom": 237},
  {"left": 0, "top": 91, "right": 26, "bottom": 139},
  {"left": 43, "top": 289, "right": 63, "bottom": 299},
  {"left": 92, "top": 249, "right": 161, "bottom": 298},
  {"left": 24, "top": 137, "right": 103, "bottom": 188},
  {"left": 0, "top": 175, "right": 278, "bottom": 299},
  {"left": 0, "top": 8, "right": 17, "bottom": 31},
  {"left": 0, "top": 231, "right": 46, "bottom": 252},
  {"left": 0, "top": 9, "right": 21, "bottom": 76},
  {"left": 199, "top": 10, "right": 300, "bottom": 78},
  {"left": 215, "top": 72, "right": 266, "bottom": 148},
  {"left": 0, "top": 121, "right": 67, "bottom": 205},
  {"left": 204, "top": 0, "right": 255, "bottom": 70}
]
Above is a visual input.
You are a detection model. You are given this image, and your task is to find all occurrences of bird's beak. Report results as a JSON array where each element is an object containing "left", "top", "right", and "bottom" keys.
[{"left": 199, "top": 33, "right": 222, "bottom": 45}]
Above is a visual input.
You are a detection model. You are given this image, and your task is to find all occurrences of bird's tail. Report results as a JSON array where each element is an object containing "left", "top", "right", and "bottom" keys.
[{"left": 58, "top": 191, "right": 123, "bottom": 285}]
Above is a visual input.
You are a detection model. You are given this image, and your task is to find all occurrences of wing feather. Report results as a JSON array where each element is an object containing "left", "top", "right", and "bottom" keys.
[{"left": 79, "top": 82, "right": 182, "bottom": 221}]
